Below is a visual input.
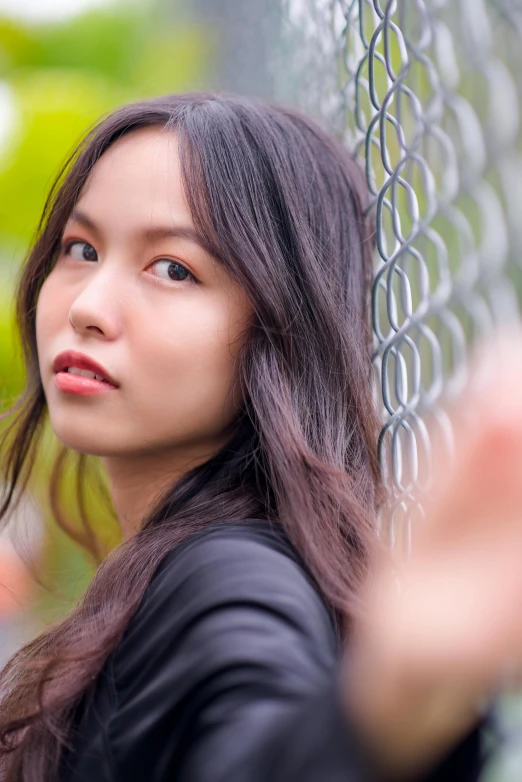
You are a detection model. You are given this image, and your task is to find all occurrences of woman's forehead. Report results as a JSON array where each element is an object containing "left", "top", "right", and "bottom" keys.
[
  {"left": 76, "top": 127, "right": 192, "bottom": 226},
  {"left": 87, "top": 126, "right": 182, "bottom": 191}
]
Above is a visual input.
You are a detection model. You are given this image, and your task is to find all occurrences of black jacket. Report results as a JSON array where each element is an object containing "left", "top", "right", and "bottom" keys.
[{"left": 58, "top": 519, "right": 493, "bottom": 782}]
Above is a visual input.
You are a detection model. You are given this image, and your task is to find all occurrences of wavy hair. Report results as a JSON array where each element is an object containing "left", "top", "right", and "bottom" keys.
[{"left": 0, "top": 91, "right": 385, "bottom": 781}]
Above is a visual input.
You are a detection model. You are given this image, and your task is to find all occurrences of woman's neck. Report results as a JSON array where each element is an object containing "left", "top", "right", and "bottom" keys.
[{"left": 102, "top": 440, "right": 229, "bottom": 540}]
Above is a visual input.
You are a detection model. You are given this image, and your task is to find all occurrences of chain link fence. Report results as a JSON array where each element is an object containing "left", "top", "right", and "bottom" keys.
[
  {"left": 273, "top": 1, "right": 522, "bottom": 778},
  {"left": 278, "top": 0, "right": 522, "bottom": 546}
]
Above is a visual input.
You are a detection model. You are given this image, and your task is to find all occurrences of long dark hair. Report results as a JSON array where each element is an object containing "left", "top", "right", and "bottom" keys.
[{"left": 0, "top": 91, "right": 385, "bottom": 781}]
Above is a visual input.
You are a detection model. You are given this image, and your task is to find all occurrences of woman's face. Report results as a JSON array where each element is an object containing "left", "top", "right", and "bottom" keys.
[{"left": 36, "top": 127, "right": 254, "bottom": 465}]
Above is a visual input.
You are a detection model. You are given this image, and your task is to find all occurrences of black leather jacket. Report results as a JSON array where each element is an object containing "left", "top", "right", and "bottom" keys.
[{"left": 58, "top": 519, "right": 493, "bottom": 782}]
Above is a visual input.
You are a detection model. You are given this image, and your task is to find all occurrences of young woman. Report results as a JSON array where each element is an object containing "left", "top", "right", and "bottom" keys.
[{"left": 0, "top": 90, "right": 520, "bottom": 782}]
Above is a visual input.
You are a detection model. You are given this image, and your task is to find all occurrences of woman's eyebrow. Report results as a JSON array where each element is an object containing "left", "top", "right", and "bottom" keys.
[{"left": 67, "top": 208, "right": 206, "bottom": 249}]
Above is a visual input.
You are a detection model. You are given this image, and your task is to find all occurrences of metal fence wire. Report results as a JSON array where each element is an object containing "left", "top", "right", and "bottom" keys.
[
  {"left": 274, "top": 2, "right": 522, "bottom": 775},
  {"left": 277, "top": 0, "right": 522, "bottom": 553}
]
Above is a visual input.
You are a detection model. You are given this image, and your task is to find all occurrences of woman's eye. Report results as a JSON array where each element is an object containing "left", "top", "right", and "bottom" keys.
[
  {"left": 59, "top": 242, "right": 194, "bottom": 284},
  {"left": 149, "top": 259, "right": 195, "bottom": 284},
  {"left": 63, "top": 241, "right": 98, "bottom": 262}
]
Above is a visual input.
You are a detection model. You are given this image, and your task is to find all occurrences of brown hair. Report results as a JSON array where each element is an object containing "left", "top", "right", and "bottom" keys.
[{"left": 0, "top": 91, "right": 385, "bottom": 781}]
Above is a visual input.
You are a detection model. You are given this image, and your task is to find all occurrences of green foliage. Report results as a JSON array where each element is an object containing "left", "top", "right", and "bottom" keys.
[
  {"left": 0, "top": 0, "right": 209, "bottom": 255},
  {"left": 0, "top": 0, "right": 211, "bottom": 613},
  {"left": 0, "top": 290, "right": 22, "bottom": 407},
  {"left": 0, "top": 69, "right": 118, "bottom": 248}
]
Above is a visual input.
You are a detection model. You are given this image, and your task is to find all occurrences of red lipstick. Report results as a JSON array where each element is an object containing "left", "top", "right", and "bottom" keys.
[{"left": 52, "top": 350, "right": 119, "bottom": 396}]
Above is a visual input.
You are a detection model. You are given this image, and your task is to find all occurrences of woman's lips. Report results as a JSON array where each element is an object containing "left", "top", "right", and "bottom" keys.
[
  {"left": 54, "top": 371, "right": 119, "bottom": 396},
  {"left": 52, "top": 350, "right": 119, "bottom": 386}
]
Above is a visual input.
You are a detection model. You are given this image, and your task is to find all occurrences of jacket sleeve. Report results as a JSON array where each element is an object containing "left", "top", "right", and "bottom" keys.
[{"left": 110, "top": 529, "right": 494, "bottom": 782}]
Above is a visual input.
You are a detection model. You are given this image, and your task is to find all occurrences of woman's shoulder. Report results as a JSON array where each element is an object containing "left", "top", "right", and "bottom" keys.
[
  {"left": 113, "top": 519, "right": 339, "bottom": 677},
  {"left": 88, "top": 521, "right": 345, "bottom": 782},
  {"left": 152, "top": 518, "right": 334, "bottom": 625},
  {"left": 151, "top": 518, "right": 317, "bottom": 593}
]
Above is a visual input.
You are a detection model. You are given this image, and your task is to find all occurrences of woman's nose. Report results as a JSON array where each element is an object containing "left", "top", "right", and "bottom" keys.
[{"left": 68, "top": 265, "right": 125, "bottom": 339}]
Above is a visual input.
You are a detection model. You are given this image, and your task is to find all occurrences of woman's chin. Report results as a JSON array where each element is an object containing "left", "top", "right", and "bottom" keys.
[{"left": 51, "top": 428, "right": 113, "bottom": 456}]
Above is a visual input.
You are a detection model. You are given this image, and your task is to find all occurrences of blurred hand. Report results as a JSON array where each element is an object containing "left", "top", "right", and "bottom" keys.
[{"left": 343, "top": 327, "right": 522, "bottom": 780}]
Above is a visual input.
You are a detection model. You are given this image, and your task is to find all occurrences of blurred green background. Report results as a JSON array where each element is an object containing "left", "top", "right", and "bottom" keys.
[{"left": 0, "top": 0, "right": 216, "bottom": 650}]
